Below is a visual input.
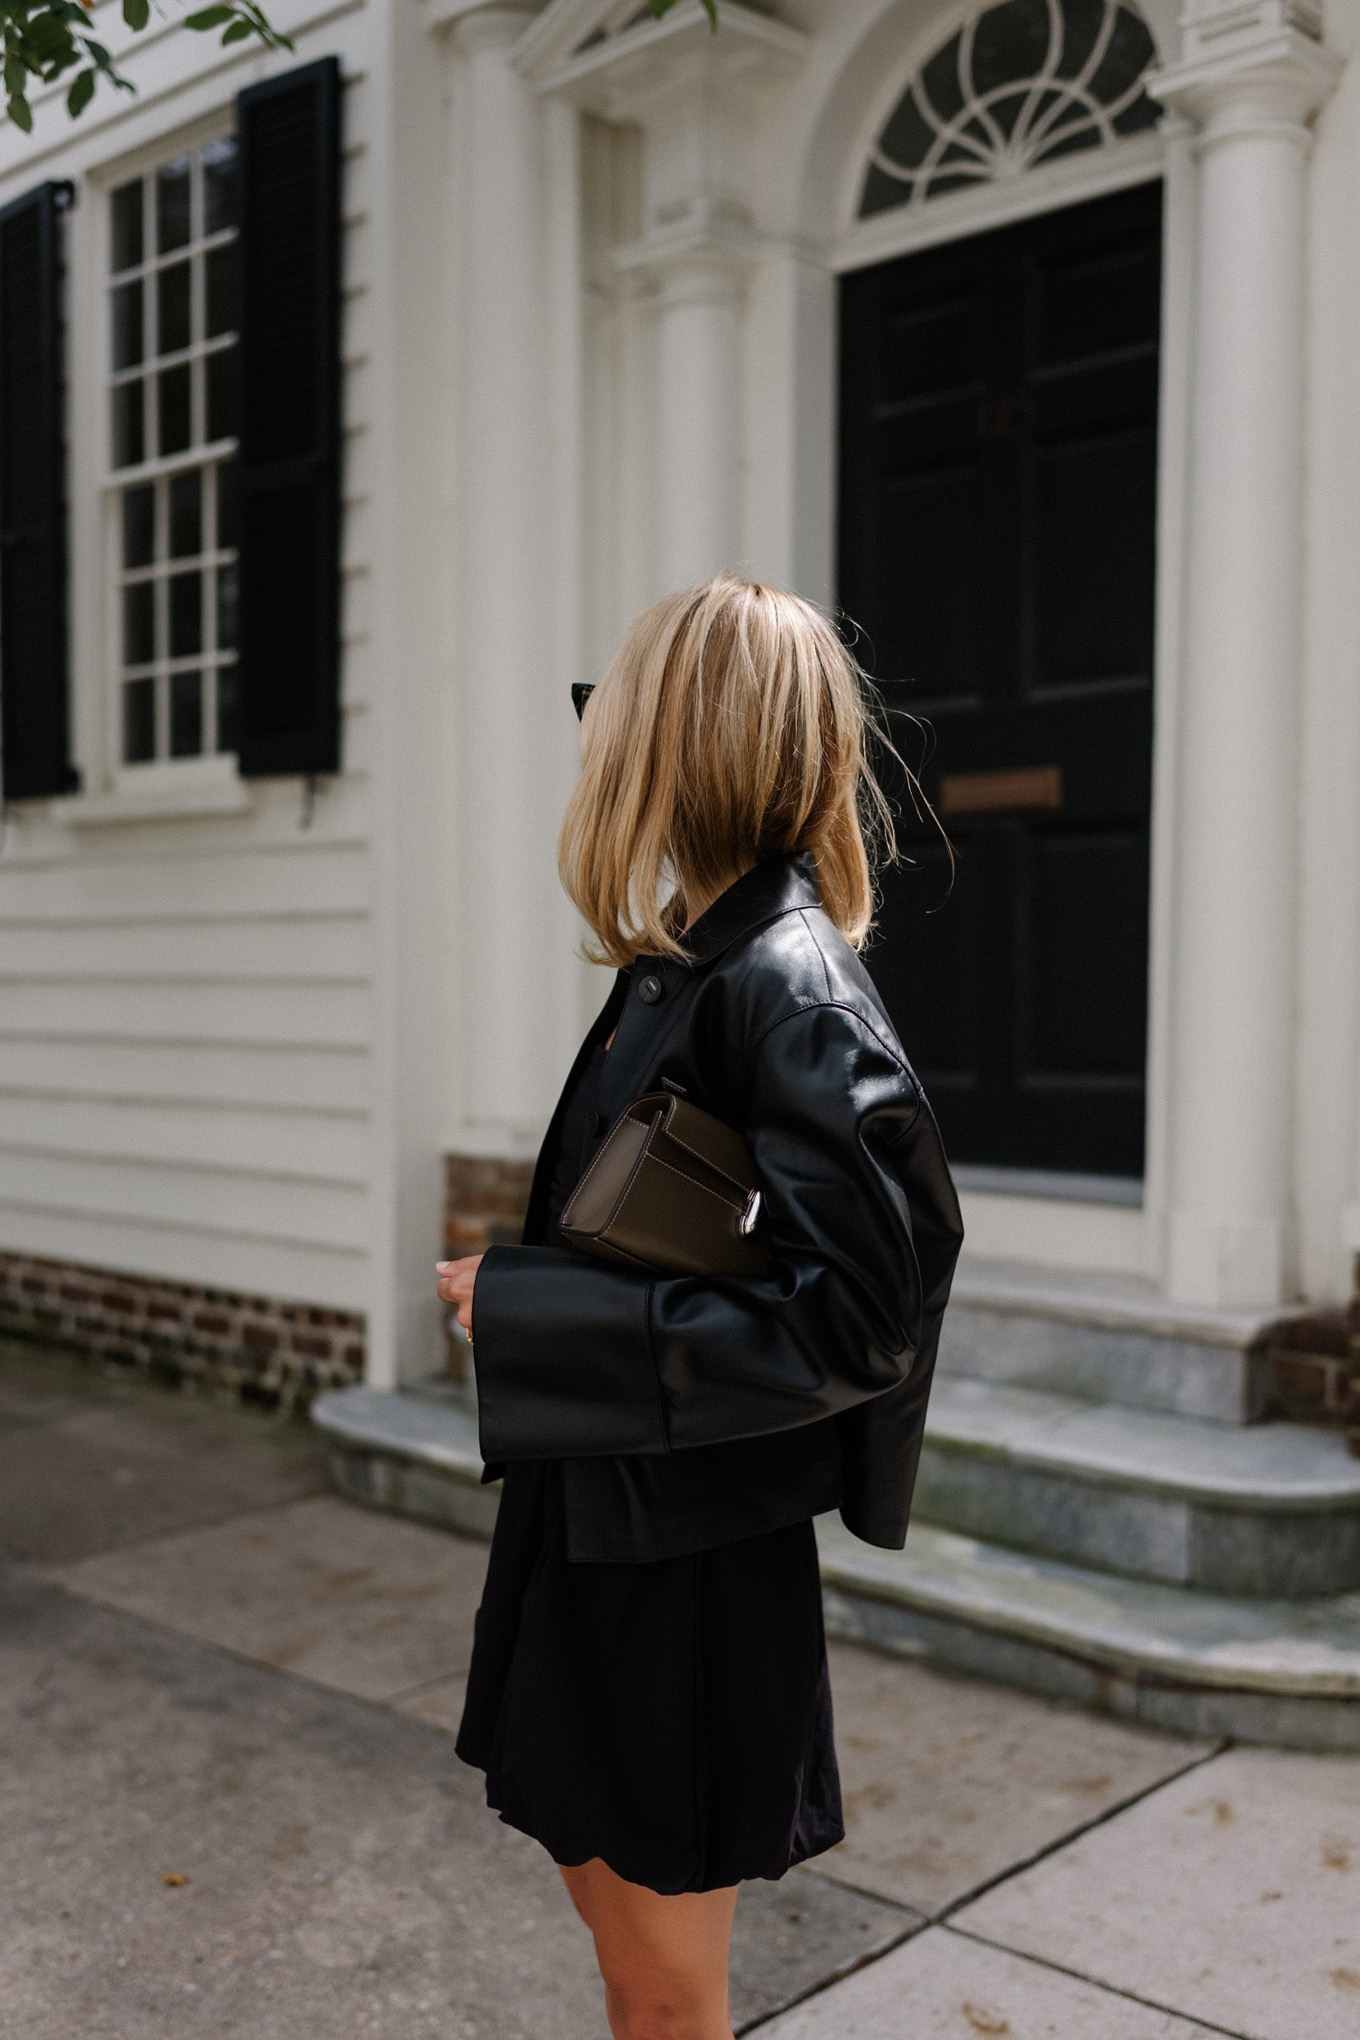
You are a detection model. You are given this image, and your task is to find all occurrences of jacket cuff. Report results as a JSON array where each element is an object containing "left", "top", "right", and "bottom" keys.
[{"left": 472, "top": 1244, "right": 669, "bottom": 1462}]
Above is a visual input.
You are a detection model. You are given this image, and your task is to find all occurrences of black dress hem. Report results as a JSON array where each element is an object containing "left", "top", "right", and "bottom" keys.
[{"left": 455, "top": 1460, "right": 844, "bottom": 1897}]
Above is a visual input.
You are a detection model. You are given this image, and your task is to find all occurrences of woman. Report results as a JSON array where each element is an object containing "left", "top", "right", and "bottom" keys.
[{"left": 437, "top": 576, "right": 962, "bottom": 2040}]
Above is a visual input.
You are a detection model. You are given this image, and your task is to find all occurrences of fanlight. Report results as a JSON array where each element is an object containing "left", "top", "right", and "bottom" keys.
[{"left": 860, "top": 0, "right": 1160, "bottom": 216}]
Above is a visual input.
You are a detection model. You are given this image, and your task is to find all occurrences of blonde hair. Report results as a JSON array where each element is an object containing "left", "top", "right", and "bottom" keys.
[{"left": 559, "top": 575, "right": 896, "bottom": 969}]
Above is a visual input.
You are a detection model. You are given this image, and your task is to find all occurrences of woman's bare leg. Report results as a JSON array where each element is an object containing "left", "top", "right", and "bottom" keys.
[{"left": 558, "top": 1859, "right": 738, "bottom": 2040}]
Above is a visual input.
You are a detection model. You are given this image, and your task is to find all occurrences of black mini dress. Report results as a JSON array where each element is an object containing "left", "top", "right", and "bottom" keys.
[{"left": 455, "top": 1044, "right": 844, "bottom": 1895}]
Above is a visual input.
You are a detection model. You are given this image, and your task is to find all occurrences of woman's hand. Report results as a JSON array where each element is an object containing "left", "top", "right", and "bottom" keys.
[{"left": 436, "top": 1254, "right": 483, "bottom": 1341}]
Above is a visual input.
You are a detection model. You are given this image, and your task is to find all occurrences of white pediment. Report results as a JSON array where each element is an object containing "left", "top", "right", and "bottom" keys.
[
  {"left": 515, "top": 0, "right": 660, "bottom": 80},
  {"left": 515, "top": 0, "right": 804, "bottom": 100}
]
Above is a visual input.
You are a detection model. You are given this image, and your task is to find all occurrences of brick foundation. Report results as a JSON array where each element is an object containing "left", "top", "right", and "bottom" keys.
[
  {"left": 442, "top": 1153, "right": 535, "bottom": 1379},
  {"left": 1268, "top": 1259, "right": 1360, "bottom": 1451},
  {"left": 0, "top": 1251, "right": 364, "bottom": 1416},
  {"left": 443, "top": 1153, "right": 536, "bottom": 1255}
]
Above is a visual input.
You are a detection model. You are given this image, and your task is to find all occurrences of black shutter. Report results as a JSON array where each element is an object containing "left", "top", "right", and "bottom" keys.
[
  {"left": 236, "top": 57, "right": 342, "bottom": 777},
  {"left": 0, "top": 182, "right": 75, "bottom": 801}
]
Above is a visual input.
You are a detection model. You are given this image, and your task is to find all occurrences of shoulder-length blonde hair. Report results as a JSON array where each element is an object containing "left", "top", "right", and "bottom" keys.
[{"left": 559, "top": 575, "right": 896, "bottom": 969}]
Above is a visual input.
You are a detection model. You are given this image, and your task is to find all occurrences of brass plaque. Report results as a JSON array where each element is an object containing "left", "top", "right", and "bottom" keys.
[{"left": 939, "top": 764, "right": 1063, "bottom": 817}]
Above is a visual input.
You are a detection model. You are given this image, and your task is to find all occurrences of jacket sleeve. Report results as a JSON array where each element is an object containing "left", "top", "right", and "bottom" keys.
[
  {"left": 832, "top": 1087, "right": 963, "bottom": 1547},
  {"left": 470, "top": 999, "right": 963, "bottom": 1467}
]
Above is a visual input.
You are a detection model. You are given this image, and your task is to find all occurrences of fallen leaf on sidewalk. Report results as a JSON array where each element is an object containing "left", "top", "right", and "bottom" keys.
[
  {"left": 962, "top": 2004, "right": 1010, "bottom": 2036},
  {"left": 161, "top": 1871, "right": 188, "bottom": 1887}
]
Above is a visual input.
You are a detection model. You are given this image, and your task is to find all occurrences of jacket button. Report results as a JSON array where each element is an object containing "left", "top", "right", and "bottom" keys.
[{"left": 637, "top": 974, "right": 663, "bottom": 1005}]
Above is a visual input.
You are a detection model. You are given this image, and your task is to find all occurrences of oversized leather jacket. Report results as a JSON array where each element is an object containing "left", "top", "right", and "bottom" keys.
[{"left": 474, "top": 852, "right": 964, "bottom": 1564}]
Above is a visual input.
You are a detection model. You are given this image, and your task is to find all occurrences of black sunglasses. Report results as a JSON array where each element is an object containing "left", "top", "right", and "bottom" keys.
[{"left": 571, "top": 683, "right": 595, "bottom": 722}]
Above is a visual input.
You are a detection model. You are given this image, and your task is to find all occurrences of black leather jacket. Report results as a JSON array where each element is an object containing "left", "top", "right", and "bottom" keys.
[{"left": 474, "top": 853, "right": 964, "bottom": 1564}]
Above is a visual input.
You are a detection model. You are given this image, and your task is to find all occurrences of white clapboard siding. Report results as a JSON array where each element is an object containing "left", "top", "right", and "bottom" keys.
[
  {"left": 0, "top": 980, "right": 372, "bottom": 1048},
  {"left": 0, "top": 1038, "right": 370, "bottom": 1114},
  {"left": 0, "top": 1094, "right": 367, "bottom": 1181},
  {"left": 0, "top": 1151, "right": 370, "bottom": 1254},
  {"left": 0, "top": 914, "right": 368, "bottom": 983},
  {"left": 0, "top": 2, "right": 391, "bottom": 1322},
  {"left": 0, "top": 842, "right": 371, "bottom": 923},
  {"left": 0, "top": 1202, "right": 368, "bottom": 1313}
]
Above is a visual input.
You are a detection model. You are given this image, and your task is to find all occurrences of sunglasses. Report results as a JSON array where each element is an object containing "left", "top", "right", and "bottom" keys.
[{"left": 571, "top": 683, "right": 595, "bottom": 722}]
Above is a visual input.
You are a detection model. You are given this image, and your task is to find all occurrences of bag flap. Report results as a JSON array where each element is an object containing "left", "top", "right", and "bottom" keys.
[{"left": 560, "top": 1108, "right": 655, "bottom": 1238}]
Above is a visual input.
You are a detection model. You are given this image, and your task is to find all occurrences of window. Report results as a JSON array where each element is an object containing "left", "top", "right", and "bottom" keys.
[
  {"left": 108, "top": 139, "right": 239, "bottom": 763},
  {"left": 860, "top": 0, "right": 1159, "bottom": 217}
]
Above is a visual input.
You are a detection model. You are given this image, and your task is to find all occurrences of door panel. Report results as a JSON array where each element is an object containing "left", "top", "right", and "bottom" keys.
[
  {"left": 1033, "top": 423, "right": 1155, "bottom": 692},
  {"left": 840, "top": 182, "right": 1161, "bottom": 1179}
]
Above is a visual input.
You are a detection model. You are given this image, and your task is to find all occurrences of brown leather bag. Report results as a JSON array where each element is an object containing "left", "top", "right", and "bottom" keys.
[{"left": 559, "top": 1090, "right": 768, "bottom": 1278}]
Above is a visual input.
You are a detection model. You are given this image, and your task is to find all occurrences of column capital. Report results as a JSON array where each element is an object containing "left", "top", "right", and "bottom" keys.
[
  {"left": 613, "top": 195, "right": 758, "bottom": 298},
  {"left": 422, "top": 1, "right": 534, "bottom": 52},
  {"left": 1150, "top": 2, "right": 1342, "bottom": 144}
]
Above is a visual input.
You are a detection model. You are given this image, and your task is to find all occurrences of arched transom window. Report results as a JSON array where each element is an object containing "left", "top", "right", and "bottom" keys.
[{"left": 860, "top": 0, "right": 1160, "bottom": 217}]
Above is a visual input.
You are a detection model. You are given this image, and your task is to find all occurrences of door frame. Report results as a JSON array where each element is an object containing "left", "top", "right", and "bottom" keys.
[{"left": 806, "top": 22, "right": 1195, "bottom": 1286}]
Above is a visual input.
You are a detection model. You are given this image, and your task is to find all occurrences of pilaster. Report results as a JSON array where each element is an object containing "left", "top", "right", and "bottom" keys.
[
  {"left": 429, "top": 6, "right": 589, "bottom": 1168},
  {"left": 1151, "top": 0, "right": 1341, "bottom": 1306},
  {"left": 526, "top": 2, "right": 807, "bottom": 596}
]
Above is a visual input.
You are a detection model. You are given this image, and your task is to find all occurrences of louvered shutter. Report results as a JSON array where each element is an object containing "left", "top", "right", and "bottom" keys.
[
  {"left": 236, "top": 58, "right": 342, "bottom": 778},
  {"left": 0, "top": 182, "right": 75, "bottom": 801}
]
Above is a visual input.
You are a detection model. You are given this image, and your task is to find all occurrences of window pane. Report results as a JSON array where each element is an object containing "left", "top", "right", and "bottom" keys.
[
  {"left": 170, "top": 670, "right": 203, "bottom": 756},
  {"left": 111, "top": 380, "right": 145, "bottom": 469},
  {"left": 215, "top": 462, "right": 238, "bottom": 550},
  {"left": 156, "top": 158, "right": 192, "bottom": 254},
  {"left": 169, "top": 470, "right": 202, "bottom": 558},
  {"left": 158, "top": 364, "right": 192, "bottom": 457},
  {"left": 216, "top": 562, "right": 238, "bottom": 651},
  {"left": 202, "top": 139, "right": 238, "bottom": 236},
  {"left": 123, "top": 677, "right": 156, "bottom": 763},
  {"left": 169, "top": 570, "right": 202, "bottom": 657},
  {"left": 111, "top": 181, "right": 143, "bottom": 273},
  {"left": 156, "top": 260, "right": 192, "bottom": 356},
  {"left": 123, "top": 580, "right": 156, "bottom": 666},
  {"left": 216, "top": 664, "right": 239, "bottom": 753},
  {"left": 122, "top": 484, "right": 156, "bottom": 569},
  {"left": 112, "top": 279, "right": 143, "bottom": 370},
  {"left": 205, "top": 344, "right": 237, "bottom": 444},
  {"left": 205, "top": 244, "right": 236, "bottom": 339}
]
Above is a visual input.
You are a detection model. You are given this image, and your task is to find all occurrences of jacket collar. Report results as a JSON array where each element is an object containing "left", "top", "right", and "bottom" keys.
[
  {"left": 676, "top": 851, "right": 822, "bottom": 967},
  {"left": 589, "top": 854, "right": 822, "bottom": 1135}
]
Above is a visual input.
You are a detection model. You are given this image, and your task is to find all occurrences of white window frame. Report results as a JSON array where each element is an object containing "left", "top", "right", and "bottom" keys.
[{"left": 88, "top": 111, "right": 248, "bottom": 802}]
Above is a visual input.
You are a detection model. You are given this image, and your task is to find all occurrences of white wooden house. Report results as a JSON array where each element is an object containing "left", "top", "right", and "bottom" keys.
[{"left": 4, "top": 0, "right": 1360, "bottom": 1734}]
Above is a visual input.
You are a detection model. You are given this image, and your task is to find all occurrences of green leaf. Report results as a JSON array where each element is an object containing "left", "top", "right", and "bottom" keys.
[
  {"left": 26, "top": 13, "right": 73, "bottom": 60},
  {"left": 66, "top": 62, "right": 93, "bottom": 113},
  {"left": 7, "top": 89, "right": 32, "bottom": 130},
  {"left": 122, "top": 0, "right": 149, "bottom": 27},
  {"left": 183, "top": 4, "right": 233, "bottom": 23},
  {"left": 220, "top": 16, "right": 252, "bottom": 40},
  {"left": 4, "top": 55, "right": 28, "bottom": 95},
  {"left": 700, "top": 0, "right": 717, "bottom": 23}
]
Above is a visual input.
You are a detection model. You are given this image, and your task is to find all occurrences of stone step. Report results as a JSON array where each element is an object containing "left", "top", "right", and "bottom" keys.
[
  {"left": 313, "top": 1383, "right": 496, "bottom": 1539},
  {"left": 917, "top": 1377, "right": 1360, "bottom": 1596},
  {"left": 938, "top": 1254, "right": 1303, "bottom": 1424},
  {"left": 817, "top": 1517, "right": 1360, "bottom": 1752},
  {"left": 312, "top": 1383, "right": 1360, "bottom": 1751}
]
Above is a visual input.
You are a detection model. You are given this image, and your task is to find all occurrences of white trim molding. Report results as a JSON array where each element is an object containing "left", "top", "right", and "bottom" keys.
[{"left": 832, "top": 127, "right": 1164, "bottom": 269}]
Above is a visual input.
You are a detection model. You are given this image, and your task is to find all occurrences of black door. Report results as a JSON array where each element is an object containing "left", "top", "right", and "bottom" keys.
[{"left": 839, "top": 183, "right": 1161, "bottom": 1182}]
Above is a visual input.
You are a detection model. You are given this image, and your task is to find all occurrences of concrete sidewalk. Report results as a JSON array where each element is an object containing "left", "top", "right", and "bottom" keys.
[{"left": 2, "top": 1337, "right": 1357, "bottom": 2038}]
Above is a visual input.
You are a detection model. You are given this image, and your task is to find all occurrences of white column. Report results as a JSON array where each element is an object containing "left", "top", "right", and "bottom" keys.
[
  {"left": 449, "top": 9, "right": 584, "bottom": 1156},
  {"left": 653, "top": 248, "right": 744, "bottom": 589},
  {"left": 613, "top": 209, "right": 754, "bottom": 597},
  {"left": 1153, "top": 3, "right": 1339, "bottom": 1306}
]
